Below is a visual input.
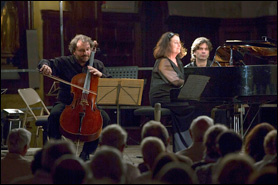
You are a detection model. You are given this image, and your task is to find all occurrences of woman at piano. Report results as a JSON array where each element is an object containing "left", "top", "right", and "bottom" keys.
[{"left": 149, "top": 32, "right": 194, "bottom": 152}]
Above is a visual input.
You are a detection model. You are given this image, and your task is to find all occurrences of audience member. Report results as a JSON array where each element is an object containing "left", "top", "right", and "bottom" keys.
[
  {"left": 244, "top": 122, "right": 275, "bottom": 162},
  {"left": 99, "top": 124, "right": 127, "bottom": 151},
  {"left": 217, "top": 130, "right": 243, "bottom": 156},
  {"left": 30, "top": 148, "right": 44, "bottom": 174},
  {"left": 32, "top": 139, "right": 76, "bottom": 184},
  {"left": 138, "top": 120, "right": 170, "bottom": 173},
  {"left": 248, "top": 166, "right": 277, "bottom": 184},
  {"left": 255, "top": 129, "right": 277, "bottom": 170},
  {"left": 52, "top": 154, "right": 87, "bottom": 184},
  {"left": 135, "top": 137, "right": 165, "bottom": 183},
  {"left": 155, "top": 162, "right": 198, "bottom": 184},
  {"left": 195, "top": 129, "right": 243, "bottom": 184},
  {"left": 11, "top": 148, "right": 44, "bottom": 184},
  {"left": 175, "top": 154, "right": 193, "bottom": 167},
  {"left": 1, "top": 128, "right": 32, "bottom": 184},
  {"left": 141, "top": 120, "right": 170, "bottom": 149},
  {"left": 152, "top": 151, "right": 179, "bottom": 180},
  {"left": 192, "top": 124, "right": 228, "bottom": 169},
  {"left": 88, "top": 145, "right": 125, "bottom": 184},
  {"left": 213, "top": 153, "right": 255, "bottom": 184},
  {"left": 99, "top": 124, "right": 140, "bottom": 183},
  {"left": 176, "top": 115, "right": 214, "bottom": 162}
]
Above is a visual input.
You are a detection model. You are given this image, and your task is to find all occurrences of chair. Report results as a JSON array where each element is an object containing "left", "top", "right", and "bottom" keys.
[
  {"left": 134, "top": 103, "right": 172, "bottom": 124},
  {"left": 18, "top": 88, "right": 50, "bottom": 146},
  {"left": 106, "top": 66, "right": 138, "bottom": 79}
]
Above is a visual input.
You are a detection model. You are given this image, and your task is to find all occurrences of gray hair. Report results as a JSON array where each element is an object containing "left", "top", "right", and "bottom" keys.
[
  {"left": 89, "top": 146, "right": 125, "bottom": 184},
  {"left": 42, "top": 139, "right": 76, "bottom": 172},
  {"left": 203, "top": 124, "right": 228, "bottom": 158},
  {"left": 99, "top": 124, "right": 128, "bottom": 150},
  {"left": 141, "top": 120, "right": 169, "bottom": 147},
  {"left": 7, "top": 128, "right": 31, "bottom": 153},
  {"left": 68, "top": 34, "right": 95, "bottom": 54},
  {"left": 190, "top": 37, "right": 213, "bottom": 62},
  {"left": 141, "top": 137, "right": 165, "bottom": 169}
]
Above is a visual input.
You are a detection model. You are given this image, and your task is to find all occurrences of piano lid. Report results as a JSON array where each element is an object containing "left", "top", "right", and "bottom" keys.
[{"left": 212, "top": 37, "right": 277, "bottom": 66}]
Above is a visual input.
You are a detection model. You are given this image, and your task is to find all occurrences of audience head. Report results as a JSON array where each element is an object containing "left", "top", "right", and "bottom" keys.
[
  {"left": 52, "top": 154, "right": 87, "bottom": 184},
  {"left": 217, "top": 130, "right": 243, "bottom": 156},
  {"left": 152, "top": 152, "right": 178, "bottom": 179},
  {"left": 248, "top": 166, "right": 277, "bottom": 184},
  {"left": 155, "top": 162, "right": 198, "bottom": 184},
  {"left": 31, "top": 149, "right": 44, "bottom": 174},
  {"left": 264, "top": 129, "right": 277, "bottom": 155},
  {"left": 203, "top": 124, "right": 228, "bottom": 161},
  {"left": 7, "top": 128, "right": 31, "bottom": 155},
  {"left": 141, "top": 136, "right": 165, "bottom": 170},
  {"left": 89, "top": 145, "right": 125, "bottom": 184},
  {"left": 141, "top": 120, "right": 169, "bottom": 148},
  {"left": 99, "top": 124, "right": 127, "bottom": 152},
  {"left": 213, "top": 153, "right": 255, "bottom": 184},
  {"left": 175, "top": 154, "right": 193, "bottom": 167},
  {"left": 41, "top": 139, "right": 76, "bottom": 172},
  {"left": 189, "top": 115, "right": 214, "bottom": 142},
  {"left": 244, "top": 122, "right": 275, "bottom": 162}
]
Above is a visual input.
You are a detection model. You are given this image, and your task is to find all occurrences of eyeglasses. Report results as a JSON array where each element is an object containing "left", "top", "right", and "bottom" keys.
[{"left": 168, "top": 32, "right": 175, "bottom": 40}]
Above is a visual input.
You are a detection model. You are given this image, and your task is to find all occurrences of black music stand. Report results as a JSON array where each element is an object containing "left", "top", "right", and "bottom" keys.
[{"left": 178, "top": 75, "right": 210, "bottom": 101}]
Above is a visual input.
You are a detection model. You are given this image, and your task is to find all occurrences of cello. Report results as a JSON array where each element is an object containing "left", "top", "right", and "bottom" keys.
[{"left": 58, "top": 49, "right": 103, "bottom": 142}]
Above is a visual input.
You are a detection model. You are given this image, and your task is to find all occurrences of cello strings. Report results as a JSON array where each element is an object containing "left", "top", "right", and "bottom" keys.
[{"left": 44, "top": 73, "right": 97, "bottom": 95}]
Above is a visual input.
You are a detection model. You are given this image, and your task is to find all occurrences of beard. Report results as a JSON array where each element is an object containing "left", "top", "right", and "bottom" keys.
[{"left": 76, "top": 55, "right": 89, "bottom": 66}]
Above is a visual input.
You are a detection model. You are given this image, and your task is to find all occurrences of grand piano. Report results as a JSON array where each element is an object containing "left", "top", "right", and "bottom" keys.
[{"left": 171, "top": 37, "right": 277, "bottom": 136}]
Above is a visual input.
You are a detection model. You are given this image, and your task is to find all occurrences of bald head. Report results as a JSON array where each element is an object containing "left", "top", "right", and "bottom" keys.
[{"left": 189, "top": 116, "right": 214, "bottom": 142}]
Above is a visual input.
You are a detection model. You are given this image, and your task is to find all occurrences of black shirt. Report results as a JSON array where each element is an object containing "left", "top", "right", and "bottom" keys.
[
  {"left": 38, "top": 55, "right": 112, "bottom": 105},
  {"left": 149, "top": 57, "right": 184, "bottom": 106},
  {"left": 184, "top": 60, "right": 213, "bottom": 67}
]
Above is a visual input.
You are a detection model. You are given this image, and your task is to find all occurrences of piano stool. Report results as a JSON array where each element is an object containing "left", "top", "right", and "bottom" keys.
[{"left": 133, "top": 103, "right": 172, "bottom": 124}]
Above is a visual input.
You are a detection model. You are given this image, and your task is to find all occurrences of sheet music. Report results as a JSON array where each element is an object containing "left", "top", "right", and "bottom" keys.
[{"left": 178, "top": 75, "right": 210, "bottom": 100}]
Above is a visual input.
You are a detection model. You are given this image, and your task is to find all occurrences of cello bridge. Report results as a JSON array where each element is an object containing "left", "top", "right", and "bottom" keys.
[{"left": 80, "top": 99, "right": 89, "bottom": 106}]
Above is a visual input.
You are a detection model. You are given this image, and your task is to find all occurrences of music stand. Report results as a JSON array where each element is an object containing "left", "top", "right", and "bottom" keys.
[
  {"left": 97, "top": 78, "right": 144, "bottom": 125},
  {"left": 178, "top": 75, "right": 210, "bottom": 101},
  {"left": 1, "top": 89, "right": 8, "bottom": 95}
]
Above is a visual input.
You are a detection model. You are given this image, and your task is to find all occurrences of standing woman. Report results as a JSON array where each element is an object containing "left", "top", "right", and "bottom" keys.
[{"left": 149, "top": 32, "right": 194, "bottom": 152}]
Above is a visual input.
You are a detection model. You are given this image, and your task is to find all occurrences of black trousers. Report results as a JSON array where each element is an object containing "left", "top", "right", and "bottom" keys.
[{"left": 48, "top": 102, "right": 110, "bottom": 154}]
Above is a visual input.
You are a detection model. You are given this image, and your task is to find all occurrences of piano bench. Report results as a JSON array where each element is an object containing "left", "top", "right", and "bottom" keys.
[{"left": 134, "top": 103, "right": 172, "bottom": 125}]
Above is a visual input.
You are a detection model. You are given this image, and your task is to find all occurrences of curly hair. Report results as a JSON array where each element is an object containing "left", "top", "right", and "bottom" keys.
[
  {"left": 153, "top": 32, "right": 187, "bottom": 59},
  {"left": 68, "top": 34, "right": 95, "bottom": 54}
]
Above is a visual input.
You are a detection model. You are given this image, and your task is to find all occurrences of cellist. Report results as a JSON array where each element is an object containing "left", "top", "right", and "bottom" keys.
[{"left": 38, "top": 34, "right": 112, "bottom": 161}]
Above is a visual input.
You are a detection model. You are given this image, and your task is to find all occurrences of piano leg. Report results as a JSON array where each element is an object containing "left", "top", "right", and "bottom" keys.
[{"left": 233, "top": 104, "right": 245, "bottom": 136}]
